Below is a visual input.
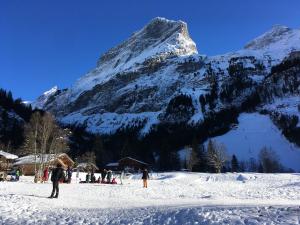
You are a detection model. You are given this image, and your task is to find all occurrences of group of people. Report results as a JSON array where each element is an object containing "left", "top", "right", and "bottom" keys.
[
  {"left": 0, "top": 169, "right": 21, "bottom": 182},
  {"left": 42, "top": 166, "right": 72, "bottom": 184},
  {"left": 84, "top": 169, "right": 116, "bottom": 184},
  {"left": 47, "top": 164, "right": 150, "bottom": 199}
]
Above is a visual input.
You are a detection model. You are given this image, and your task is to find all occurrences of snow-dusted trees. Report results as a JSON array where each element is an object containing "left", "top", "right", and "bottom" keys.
[
  {"left": 206, "top": 139, "right": 227, "bottom": 173},
  {"left": 258, "top": 147, "right": 282, "bottom": 173}
]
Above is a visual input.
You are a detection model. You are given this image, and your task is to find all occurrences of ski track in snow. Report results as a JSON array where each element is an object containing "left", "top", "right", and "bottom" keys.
[{"left": 0, "top": 173, "right": 300, "bottom": 224}]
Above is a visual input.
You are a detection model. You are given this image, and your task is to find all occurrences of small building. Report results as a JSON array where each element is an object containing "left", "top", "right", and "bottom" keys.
[
  {"left": 105, "top": 162, "right": 119, "bottom": 171},
  {"left": 106, "top": 157, "right": 148, "bottom": 172},
  {"left": 75, "top": 162, "right": 99, "bottom": 172},
  {"left": 14, "top": 153, "right": 74, "bottom": 175},
  {"left": 0, "top": 150, "right": 18, "bottom": 172}
]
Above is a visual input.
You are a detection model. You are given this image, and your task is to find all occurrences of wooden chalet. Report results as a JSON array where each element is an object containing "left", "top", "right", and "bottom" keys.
[
  {"left": 0, "top": 150, "right": 18, "bottom": 172},
  {"left": 14, "top": 153, "right": 74, "bottom": 175},
  {"left": 106, "top": 157, "right": 149, "bottom": 172}
]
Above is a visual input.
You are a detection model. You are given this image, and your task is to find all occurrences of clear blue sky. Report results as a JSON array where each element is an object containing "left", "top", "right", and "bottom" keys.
[{"left": 1, "top": 0, "right": 300, "bottom": 101}]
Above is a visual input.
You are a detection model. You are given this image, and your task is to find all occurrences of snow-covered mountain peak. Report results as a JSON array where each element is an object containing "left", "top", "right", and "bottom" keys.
[
  {"left": 43, "top": 86, "right": 58, "bottom": 96},
  {"left": 96, "top": 17, "right": 197, "bottom": 69},
  {"left": 33, "top": 86, "right": 59, "bottom": 109},
  {"left": 69, "top": 17, "right": 198, "bottom": 99},
  {"left": 244, "top": 25, "right": 297, "bottom": 51}
]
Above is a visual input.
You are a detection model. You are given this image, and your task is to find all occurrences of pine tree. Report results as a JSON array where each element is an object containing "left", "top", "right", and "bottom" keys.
[
  {"left": 92, "top": 135, "right": 105, "bottom": 168},
  {"left": 170, "top": 151, "right": 180, "bottom": 171},
  {"left": 248, "top": 157, "right": 258, "bottom": 172},
  {"left": 258, "top": 163, "right": 264, "bottom": 173},
  {"left": 188, "top": 137, "right": 207, "bottom": 172},
  {"left": 120, "top": 138, "right": 131, "bottom": 158},
  {"left": 231, "top": 154, "right": 239, "bottom": 172}
]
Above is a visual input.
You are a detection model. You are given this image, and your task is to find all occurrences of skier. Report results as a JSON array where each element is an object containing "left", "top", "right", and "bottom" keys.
[
  {"left": 66, "top": 166, "right": 72, "bottom": 183},
  {"left": 101, "top": 169, "right": 107, "bottom": 183},
  {"left": 49, "top": 164, "right": 65, "bottom": 198},
  {"left": 142, "top": 168, "right": 149, "bottom": 188},
  {"left": 107, "top": 170, "right": 112, "bottom": 183}
]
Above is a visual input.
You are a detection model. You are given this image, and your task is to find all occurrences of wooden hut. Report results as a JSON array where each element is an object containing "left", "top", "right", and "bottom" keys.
[
  {"left": 118, "top": 157, "right": 148, "bottom": 172},
  {"left": 0, "top": 150, "right": 18, "bottom": 172},
  {"left": 105, "top": 162, "right": 119, "bottom": 171},
  {"left": 14, "top": 153, "right": 74, "bottom": 175}
]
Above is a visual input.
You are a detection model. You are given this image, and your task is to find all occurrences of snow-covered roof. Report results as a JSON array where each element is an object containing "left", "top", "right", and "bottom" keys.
[
  {"left": 0, "top": 150, "right": 18, "bottom": 160},
  {"left": 118, "top": 157, "right": 148, "bottom": 165},
  {"left": 14, "top": 153, "right": 72, "bottom": 166},
  {"left": 106, "top": 162, "right": 119, "bottom": 167}
]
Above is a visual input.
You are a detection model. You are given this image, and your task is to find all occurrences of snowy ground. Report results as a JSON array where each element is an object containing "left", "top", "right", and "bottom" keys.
[{"left": 1, "top": 172, "right": 300, "bottom": 224}]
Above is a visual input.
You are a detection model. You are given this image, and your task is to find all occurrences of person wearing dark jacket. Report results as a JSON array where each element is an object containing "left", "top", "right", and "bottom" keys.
[
  {"left": 66, "top": 166, "right": 72, "bottom": 183},
  {"left": 101, "top": 169, "right": 107, "bottom": 183},
  {"left": 107, "top": 170, "right": 112, "bottom": 183},
  {"left": 142, "top": 168, "right": 149, "bottom": 188},
  {"left": 49, "top": 164, "right": 64, "bottom": 198}
]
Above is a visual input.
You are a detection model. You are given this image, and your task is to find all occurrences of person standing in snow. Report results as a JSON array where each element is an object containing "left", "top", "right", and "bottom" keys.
[
  {"left": 142, "top": 168, "right": 149, "bottom": 188},
  {"left": 15, "top": 169, "right": 20, "bottom": 181},
  {"left": 101, "top": 169, "right": 107, "bottom": 183},
  {"left": 86, "top": 172, "right": 90, "bottom": 183},
  {"left": 49, "top": 164, "right": 64, "bottom": 198},
  {"left": 42, "top": 167, "right": 49, "bottom": 183},
  {"left": 66, "top": 166, "right": 72, "bottom": 183},
  {"left": 91, "top": 171, "right": 96, "bottom": 183},
  {"left": 107, "top": 170, "right": 112, "bottom": 183}
]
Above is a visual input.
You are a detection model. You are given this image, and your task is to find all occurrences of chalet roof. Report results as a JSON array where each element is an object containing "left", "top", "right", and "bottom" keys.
[
  {"left": 106, "top": 162, "right": 119, "bottom": 167},
  {"left": 0, "top": 150, "right": 18, "bottom": 160},
  {"left": 14, "top": 153, "right": 74, "bottom": 166},
  {"left": 118, "top": 157, "right": 148, "bottom": 165}
]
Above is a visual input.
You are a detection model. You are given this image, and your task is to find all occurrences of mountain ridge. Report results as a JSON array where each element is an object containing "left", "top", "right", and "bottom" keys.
[{"left": 33, "top": 18, "right": 300, "bottom": 149}]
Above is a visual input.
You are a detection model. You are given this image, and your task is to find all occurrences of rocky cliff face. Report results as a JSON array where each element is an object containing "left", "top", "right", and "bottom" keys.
[{"left": 34, "top": 18, "right": 300, "bottom": 142}]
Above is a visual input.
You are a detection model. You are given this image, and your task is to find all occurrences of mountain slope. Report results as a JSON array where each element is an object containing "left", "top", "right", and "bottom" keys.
[{"left": 33, "top": 18, "right": 300, "bottom": 170}]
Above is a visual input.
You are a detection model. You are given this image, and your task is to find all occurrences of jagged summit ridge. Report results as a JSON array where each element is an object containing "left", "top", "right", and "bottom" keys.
[
  {"left": 69, "top": 17, "right": 198, "bottom": 100},
  {"left": 96, "top": 17, "right": 197, "bottom": 69}
]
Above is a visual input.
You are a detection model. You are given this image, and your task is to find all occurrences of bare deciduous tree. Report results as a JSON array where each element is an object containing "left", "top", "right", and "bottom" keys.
[
  {"left": 207, "top": 139, "right": 227, "bottom": 173},
  {"left": 22, "top": 112, "right": 70, "bottom": 177},
  {"left": 185, "top": 145, "right": 199, "bottom": 171},
  {"left": 259, "top": 146, "right": 282, "bottom": 173}
]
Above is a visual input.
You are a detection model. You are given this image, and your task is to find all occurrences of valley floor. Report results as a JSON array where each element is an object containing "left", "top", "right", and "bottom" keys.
[{"left": 0, "top": 172, "right": 300, "bottom": 224}]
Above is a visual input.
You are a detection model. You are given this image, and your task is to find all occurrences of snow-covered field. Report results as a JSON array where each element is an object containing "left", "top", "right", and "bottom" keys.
[{"left": 1, "top": 172, "right": 300, "bottom": 224}]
